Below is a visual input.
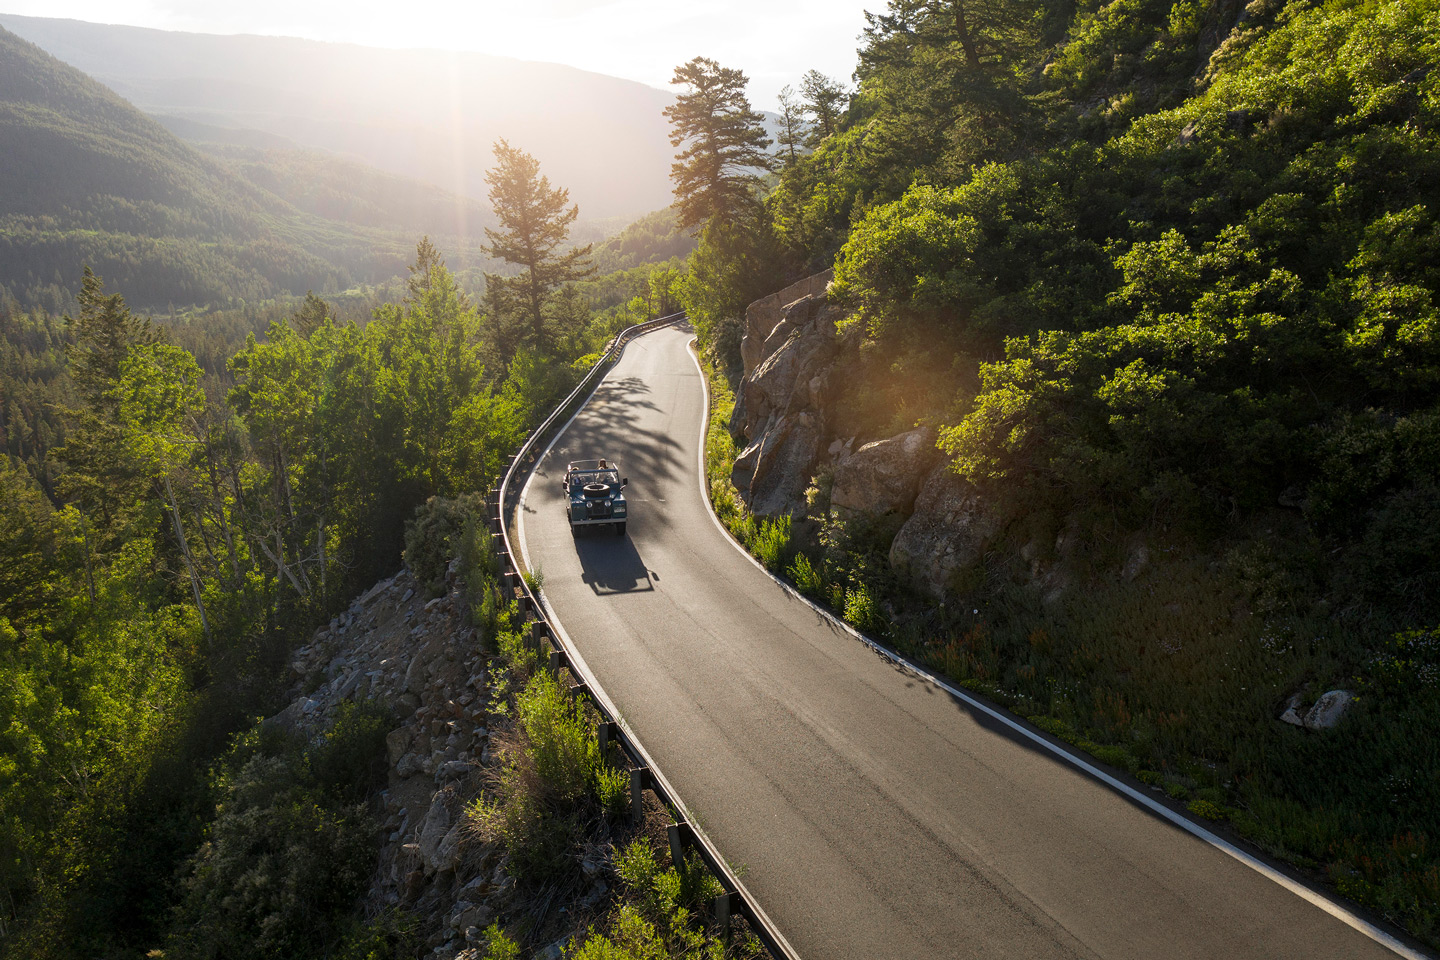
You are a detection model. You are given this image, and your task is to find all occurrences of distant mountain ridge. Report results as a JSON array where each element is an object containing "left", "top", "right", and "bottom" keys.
[
  {"left": 0, "top": 14, "right": 679, "bottom": 222},
  {"left": 0, "top": 24, "right": 492, "bottom": 308}
]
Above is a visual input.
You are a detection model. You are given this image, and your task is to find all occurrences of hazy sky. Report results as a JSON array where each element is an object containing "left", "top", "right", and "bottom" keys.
[{"left": 2, "top": 1, "right": 877, "bottom": 108}]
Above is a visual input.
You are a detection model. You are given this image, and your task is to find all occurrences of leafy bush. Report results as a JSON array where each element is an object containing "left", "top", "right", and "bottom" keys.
[
  {"left": 167, "top": 754, "right": 377, "bottom": 960},
  {"left": 568, "top": 840, "right": 743, "bottom": 960},
  {"left": 309, "top": 701, "right": 393, "bottom": 801},
  {"left": 404, "top": 494, "right": 485, "bottom": 595},
  {"left": 470, "top": 671, "right": 627, "bottom": 883},
  {"left": 749, "top": 514, "right": 792, "bottom": 572},
  {"left": 788, "top": 553, "right": 825, "bottom": 597},
  {"left": 843, "top": 582, "right": 884, "bottom": 635}
]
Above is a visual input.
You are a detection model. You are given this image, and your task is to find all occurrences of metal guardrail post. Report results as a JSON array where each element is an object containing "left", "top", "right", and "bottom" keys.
[
  {"left": 667, "top": 822, "right": 687, "bottom": 871},
  {"left": 714, "top": 892, "right": 733, "bottom": 938},
  {"left": 630, "top": 766, "right": 647, "bottom": 823}
]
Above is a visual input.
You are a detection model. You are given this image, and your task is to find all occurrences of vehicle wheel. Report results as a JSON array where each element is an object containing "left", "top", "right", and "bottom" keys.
[{"left": 616, "top": 522, "right": 627, "bottom": 536}]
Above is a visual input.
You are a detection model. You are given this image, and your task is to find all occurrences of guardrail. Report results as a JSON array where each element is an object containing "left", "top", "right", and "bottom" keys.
[{"left": 487, "top": 313, "right": 800, "bottom": 960}]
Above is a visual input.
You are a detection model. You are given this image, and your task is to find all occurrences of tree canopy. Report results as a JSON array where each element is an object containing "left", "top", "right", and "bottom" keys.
[{"left": 663, "top": 57, "right": 774, "bottom": 231}]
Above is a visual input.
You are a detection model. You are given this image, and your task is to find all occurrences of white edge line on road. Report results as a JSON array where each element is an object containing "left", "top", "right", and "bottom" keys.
[
  {"left": 516, "top": 328, "right": 805, "bottom": 960},
  {"left": 683, "top": 337, "right": 1429, "bottom": 960}
]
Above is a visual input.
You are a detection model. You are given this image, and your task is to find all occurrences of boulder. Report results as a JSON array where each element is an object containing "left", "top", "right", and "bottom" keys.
[
  {"left": 430, "top": 819, "right": 468, "bottom": 875},
  {"left": 889, "top": 466, "right": 1001, "bottom": 598},
  {"left": 731, "top": 296, "right": 840, "bottom": 442},
  {"left": 738, "top": 269, "right": 833, "bottom": 375},
  {"left": 396, "top": 752, "right": 423, "bottom": 778},
  {"left": 386, "top": 727, "right": 414, "bottom": 765},
  {"left": 1303, "top": 690, "right": 1354, "bottom": 730},
  {"left": 734, "top": 412, "right": 823, "bottom": 517},
  {"left": 416, "top": 801, "right": 453, "bottom": 875},
  {"left": 1278, "top": 694, "right": 1305, "bottom": 727},
  {"left": 829, "top": 428, "right": 939, "bottom": 516}
]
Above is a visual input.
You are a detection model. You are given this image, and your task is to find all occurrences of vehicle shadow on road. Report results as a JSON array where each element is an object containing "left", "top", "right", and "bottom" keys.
[{"left": 574, "top": 527, "right": 655, "bottom": 595}]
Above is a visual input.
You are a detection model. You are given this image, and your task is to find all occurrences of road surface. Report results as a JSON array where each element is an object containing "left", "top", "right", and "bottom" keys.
[{"left": 517, "top": 324, "right": 1411, "bottom": 960}]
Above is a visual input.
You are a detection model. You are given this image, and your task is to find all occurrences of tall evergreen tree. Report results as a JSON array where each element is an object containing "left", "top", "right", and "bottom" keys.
[
  {"left": 776, "top": 84, "right": 810, "bottom": 165},
  {"left": 55, "top": 268, "right": 159, "bottom": 537},
  {"left": 664, "top": 57, "right": 774, "bottom": 231},
  {"left": 856, "top": 0, "right": 1045, "bottom": 175},
  {"left": 799, "top": 70, "right": 848, "bottom": 144},
  {"left": 482, "top": 142, "right": 593, "bottom": 358}
]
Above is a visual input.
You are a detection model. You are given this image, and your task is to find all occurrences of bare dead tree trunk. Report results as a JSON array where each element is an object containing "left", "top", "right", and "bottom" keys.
[{"left": 161, "top": 473, "right": 212, "bottom": 645}]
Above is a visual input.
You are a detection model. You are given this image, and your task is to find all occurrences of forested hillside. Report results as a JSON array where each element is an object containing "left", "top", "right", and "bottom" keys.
[
  {"left": 678, "top": 0, "right": 1440, "bottom": 945},
  {"left": 0, "top": 26, "right": 492, "bottom": 309},
  {"left": 0, "top": 14, "right": 678, "bottom": 222},
  {"left": 0, "top": 77, "right": 694, "bottom": 945}
]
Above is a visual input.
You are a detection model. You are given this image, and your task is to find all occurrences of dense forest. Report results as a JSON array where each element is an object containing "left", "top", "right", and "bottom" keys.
[
  {"left": 674, "top": 0, "right": 1440, "bottom": 946},
  {"left": 0, "top": 97, "right": 686, "bottom": 949}
]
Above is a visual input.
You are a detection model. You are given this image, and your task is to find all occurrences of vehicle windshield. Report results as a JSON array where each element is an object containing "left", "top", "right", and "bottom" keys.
[{"left": 568, "top": 469, "right": 620, "bottom": 492}]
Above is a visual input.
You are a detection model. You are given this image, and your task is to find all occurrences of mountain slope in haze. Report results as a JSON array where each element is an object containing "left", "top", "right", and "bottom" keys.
[
  {"left": 0, "top": 14, "right": 678, "bottom": 222},
  {"left": 0, "top": 25, "right": 492, "bottom": 308}
]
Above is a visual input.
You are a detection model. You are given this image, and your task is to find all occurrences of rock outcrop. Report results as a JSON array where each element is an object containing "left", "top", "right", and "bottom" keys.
[
  {"left": 267, "top": 560, "right": 608, "bottom": 958},
  {"left": 737, "top": 269, "right": 833, "bottom": 374},
  {"left": 830, "top": 427, "right": 940, "bottom": 516},
  {"left": 888, "top": 465, "right": 1002, "bottom": 598},
  {"left": 729, "top": 291, "right": 843, "bottom": 517},
  {"left": 1278, "top": 689, "right": 1354, "bottom": 730}
]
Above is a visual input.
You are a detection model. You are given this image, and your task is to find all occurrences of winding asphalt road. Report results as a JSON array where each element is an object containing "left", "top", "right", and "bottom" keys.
[{"left": 518, "top": 325, "right": 1414, "bottom": 960}]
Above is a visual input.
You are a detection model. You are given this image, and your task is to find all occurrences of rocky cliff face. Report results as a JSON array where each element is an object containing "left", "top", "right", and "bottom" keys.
[
  {"left": 729, "top": 285, "right": 845, "bottom": 517},
  {"left": 727, "top": 274, "right": 1006, "bottom": 600},
  {"left": 271, "top": 560, "right": 609, "bottom": 959}
]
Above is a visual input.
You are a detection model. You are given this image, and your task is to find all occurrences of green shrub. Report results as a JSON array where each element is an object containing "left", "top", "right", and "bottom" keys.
[
  {"left": 788, "top": 553, "right": 825, "bottom": 597},
  {"left": 750, "top": 514, "right": 792, "bottom": 571},
  {"left": 518, "top": 672, "right": 608, "bottom": 805},
  {"left": 1188, "top": 799, "right": 1228, "bottom": 822},
  {"left": 471, "top": 672, "right": 629, "bottom": 883},
  {"left": 577, "top": 840, "right": 739, "bottom": 960},
  {"left": 1031, "top": 716, "right": 1079, "bottom": 744},
  {"left": 309, "top": 701, "right": 392, "bottom": 801},
  {"left": 843, "top": 582, "right": 884, "bottom": 634},
  {"left": 167, "top": 754, "right": 376, "bottom": 960},
  {"left": 478, "top": 924, "right": 521, "bottom": 960},
  {"left": 1087, "top": 743, "right": 1139, "bottom": 773},
  {"left": 404, "top": 494, "right": 484, "bottom": 594}
]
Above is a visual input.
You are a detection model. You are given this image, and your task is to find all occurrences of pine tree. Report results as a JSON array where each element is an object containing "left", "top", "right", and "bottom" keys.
[
  {"left": 800, "top": 70, "right": 848, "bottom": 145},
  {"left": 663, "top": 57, "right": 774, "bottom": 231},
  {"left": 482, "top": 142, "right": 593, "bottom": 358},
  {"left": 776, "top": 84, "right": 810, "bottom": 165}
]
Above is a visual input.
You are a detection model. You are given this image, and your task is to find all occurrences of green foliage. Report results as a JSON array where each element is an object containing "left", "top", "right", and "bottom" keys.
[
  {"left": 404, "top": 494, "right": 486, "bottom": 595},
  {"left": 842, "top": 581, "right": 884, "bottom": 635},
  {"left": 165, "top": 725, "right": 382, "bottom": 960},
  {"left": 478, "top": 924, "right": 522, "bottom": 960},
  {"left": 787, "top": 553, "right": 825, "bottom": 598},
  {"left": 571, "top": 841, "right": 739, "bottom": 960},
  {"left": 471, "top": 671, "right": 628, "bottom": 883},
  {"left": 309, "top": 701, "right": 393, "bottom": 802},
  {"left": 664, "top": 58, "right": 774, "bottom": 231},
  {"left": 483, "top": 141, "right": 596, "bottom": 361},
  {"left": 749, "top": 515, "right": 792, "bottom": 572},
  {"left": 0, "top": 235, "right": 585, "bottom": 952}
]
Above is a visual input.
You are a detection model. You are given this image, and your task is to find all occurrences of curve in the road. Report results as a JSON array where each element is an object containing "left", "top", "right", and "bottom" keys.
[{"left": 518, "top": 324, "right": 1426, "bottom": 960}]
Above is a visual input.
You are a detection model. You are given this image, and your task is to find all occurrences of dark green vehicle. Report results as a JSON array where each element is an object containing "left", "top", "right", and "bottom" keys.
[{"left": 563, "top": 459, "right": 628, "bottom": 535}]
